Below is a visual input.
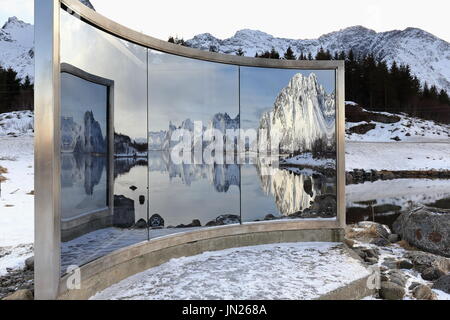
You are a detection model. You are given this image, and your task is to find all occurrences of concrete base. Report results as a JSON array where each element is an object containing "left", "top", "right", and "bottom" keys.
[{"left": 57, "top": 221, "right": 344, "bottom": 300}]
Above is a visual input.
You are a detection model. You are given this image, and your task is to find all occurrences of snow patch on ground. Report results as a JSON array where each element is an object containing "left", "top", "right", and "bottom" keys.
[
  {"left": 0, "top": 244, "right": 33, "bottom": 276},
  {"left": 0, "top": 111, "right": 34, "bottom": 136},
  {"left": 346, "top": 107, "right": 450, "bottom": 143},
  {"left": 91, "top": 242, "right": 370, "bottom": 300},
  {"left": 0, "top": 136, "right": 34, "bottom": 247},
  {"left": 346, "top": 142, "right": 450, "bottom": 171}
]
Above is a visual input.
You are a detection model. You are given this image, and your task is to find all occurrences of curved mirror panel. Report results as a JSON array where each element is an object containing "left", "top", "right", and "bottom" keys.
[
  {"left": 240, "top": 67, "right": 337, "bottom": 223},
  {"left": 60, "top": 8, "right": 148, "bottom": 272},
  {"left": 147, "top": 50, "right": 240, "bottom": 237}
]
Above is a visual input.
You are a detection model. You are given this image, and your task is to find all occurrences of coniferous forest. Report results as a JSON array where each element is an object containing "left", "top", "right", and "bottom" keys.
[{"left": 0, "top": 66, "right": 33, "bottom": 114}]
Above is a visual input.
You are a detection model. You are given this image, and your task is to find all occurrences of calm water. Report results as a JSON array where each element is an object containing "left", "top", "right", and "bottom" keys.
[{"left": 61, "top": 152, "right": 450, "bottom": 270}]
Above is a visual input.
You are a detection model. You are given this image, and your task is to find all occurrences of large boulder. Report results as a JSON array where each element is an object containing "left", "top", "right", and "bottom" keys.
[
  {"left": 432, "top": 275, "right": 450, "bottom": 294},
  {"left": 413, "top": 285, "right": 437, "bottom": 300},
  {"left": 113, "top": 195, "right": 135, "bottom": 228},
  {"left": 393, "top": 206, "right": 450, "bottom": 257},
  {"left": 403, "top": 251, "right": 450, "bottom": 273},
  {"left": 379, "top": 281, "right": 405, "bottom": 300}
]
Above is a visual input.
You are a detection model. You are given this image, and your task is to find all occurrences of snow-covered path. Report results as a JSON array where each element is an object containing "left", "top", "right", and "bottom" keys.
[{"left": 91, "top": 242, "right": 370, "bottom": 300}]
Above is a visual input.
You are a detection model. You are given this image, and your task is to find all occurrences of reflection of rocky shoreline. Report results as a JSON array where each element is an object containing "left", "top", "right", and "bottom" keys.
[{"left": 114, "top": 157, "right": 148, "bottom": 179}]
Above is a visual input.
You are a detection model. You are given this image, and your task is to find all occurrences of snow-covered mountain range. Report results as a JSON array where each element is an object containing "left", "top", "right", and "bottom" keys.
[
  {"left": 187, "top": 27, "right": 450, "bottom": 93},
  {"left": 0, "top": 0, "right": 95, "bottom": 82},
  {"left": 258, "top": 73, "right": 335, "bottom": 154}
]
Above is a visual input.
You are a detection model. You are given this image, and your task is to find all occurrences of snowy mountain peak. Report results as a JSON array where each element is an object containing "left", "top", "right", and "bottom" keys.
[
  {"left": 259, "top": 72, "right": 335, "bottom": 153},
  {"left": 187, "top": 26, "right": 450, "bottom": 93},
  {"left": 2, "top": 17, "right": 31, "bottom": 30}
]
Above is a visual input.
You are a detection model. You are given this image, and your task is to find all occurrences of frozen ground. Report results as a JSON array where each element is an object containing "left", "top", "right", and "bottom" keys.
[
  {"left": 346, "top": 142, "right": 450, "bottom": 171},
  {"left": 0, "top": 135, "right": 34, "bottom": 276},
  {"left": 91, "top": 242, "right": 370, "bottom": 300},
  {"left": 345, "top": 104, "right": 450, "bottom": 143}
]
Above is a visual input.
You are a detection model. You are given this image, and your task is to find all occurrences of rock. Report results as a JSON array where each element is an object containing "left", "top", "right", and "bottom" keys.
[
  {"left": 393, "top": 206, "right": 450, "bottom": 257},
  {"left": 389, "top": 234, "right": 400, "bottom": 243},
  {"left": 134, "top": 218, "right": 147, "bottom": 229},
  {"left": 390, "top": 136, "right": 401, "bottom": 141},
  {"left": 363, "top": 248, "right": 380, "bottom": 258},
  {"left": 413, "top": 285, "right": 437, "bottom": 300},
  {"left": 349, "top": 123, "right": 376, "bottom": 134},
  {"left": 404, "top": 251, "right": 450, "bottom": 273},
  {"left": 421, "top": 267, "right": 446, "bottom": 281},
  {"left": 344, "top": 238, "right": 355, "bottom": 248},
  {"left": 397, "top": 260, "right": 413, "bottom": 270},
  {"left": 365, "top": 257, "right": 378, "bottom": 265},
  {"left": 371, "top": 237, "right": 390, "bottom": 247},
  {"left": 409, "top": 282, "right": 421, "bottom": 291},
  {"left": 264, "top": 214, "right": 276, "bottom": 221},
  {"left": 382, "top": 258, "right": 399, "bottom": 269},
  {"left": 129, "top": 185, "right": 137, "bottom": 191},
  {"left": 358, "top": 221, "right": 391, "bottom": 238},
  {"left": 387, "top": 270, "right": 407, "bottom": 287},
  {"left": 148, "top": 214, "right": 164, "bottom": 228},
  {"left": 353, "top": 248, "right": 367, "bottom": 260},
  {"left": 206, "top": 214, "right": 240, "bottom": 226},
  {"left": 310, "top": 194, "right": 336, "bottom": 217},
  {"left": 432, "top": 275, "right": 450, "bottom": 294},
  {"left": 176, "top": 219, "right": 202, "bottom": 228},
  {"left": 113, "top": 195, "right": 135, "bottom": 228},
  {"left": 2, "top": 289, "right": 33, "bottom": 300},
  {"left": 379, "top": 281, "right": 405, "bottom": 300},
  {"left": 25, "top": 257, "right": 34, "bottom": 271}
]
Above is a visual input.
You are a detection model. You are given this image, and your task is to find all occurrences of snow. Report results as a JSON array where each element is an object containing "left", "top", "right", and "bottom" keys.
[
  {"left": 0, "top": 110, "right": 34, "bottom": 136},
  {"left": 91, "top": 242, "right": 370, "bottom": 300},
  {"left": 0, "top": 136, "right": 34, "bottom": 247},
  {"left": 0, "top": 134, "right": 34, "bottom": 275},
  {"left": 0, "top": 17, "right": 34, "bottom": 83},
  {"left": 0, "top": 244, "right": 33, "bottom": 276},
  {"left": 346, "top": 141, "right": 450, "bottom": 171},
  {"left": 346, "top": 109, "right": 450, "bottom": 143},
  {"left": 281, "top": 152, "right": 335, "bottom": 169}
]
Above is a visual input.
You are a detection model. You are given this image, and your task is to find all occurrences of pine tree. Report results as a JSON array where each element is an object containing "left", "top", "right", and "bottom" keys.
[
  {"left": 283, "top": 46, "right": 296, "bottom": 60},
  {"left": 235, "top": 48, "right": 245, "bottom": 56},
  {"left": 269, "top": 47, "right": 280, "bottom": 59}
]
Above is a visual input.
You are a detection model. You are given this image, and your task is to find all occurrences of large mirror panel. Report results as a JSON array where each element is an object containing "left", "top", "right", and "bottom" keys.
[
  {"left": 240, "top": 67, "right": 337, "bottom": 223},
  {"left": 59, "top": 8, "right": 148, "bottom": 272},
  {"left": 147, "top": 50, "right": 240, "bottom": 238}
]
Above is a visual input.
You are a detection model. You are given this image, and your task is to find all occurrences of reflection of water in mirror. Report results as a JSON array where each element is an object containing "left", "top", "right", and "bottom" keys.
[
  {"left": 346, "top": 178, "right": 450, "bottom": 229},
  {"left": 61, "top": 153, "right": 107, "bottom": 221}
]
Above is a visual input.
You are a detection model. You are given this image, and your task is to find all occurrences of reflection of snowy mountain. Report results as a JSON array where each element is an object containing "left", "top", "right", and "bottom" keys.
[
  {"left": 61, "top": 153, "right": 106, "bottom": 196},
  {"left": 257, "top": 164, "right": 335, "bottom": 215},
  {"left": 259, "top": 73, "right": 335, "bottom": 154},
  {"left": 149, "top": 112, "right": 240, "bottom": 151},
  {"left": 148, "top": 151, "right": 239, "bottom": 192},
  {"left": 61, "top": 111, "right": 106, "bottom": 154}
]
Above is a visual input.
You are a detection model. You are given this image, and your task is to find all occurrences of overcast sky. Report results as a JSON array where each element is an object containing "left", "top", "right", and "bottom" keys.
[{"left": 1, "top": 0, "right": 450, "bottom": 43}]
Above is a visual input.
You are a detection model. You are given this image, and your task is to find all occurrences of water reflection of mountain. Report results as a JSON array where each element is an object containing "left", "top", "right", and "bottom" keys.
[
  {"left": 256, "top": 164, "right": 335, "bottom": 216},
  {"left": 148, "top": 151, "right": 240, "bottom": 192},
  {"left": 61, "top": 153, "right": 106, "bottom": 195}
]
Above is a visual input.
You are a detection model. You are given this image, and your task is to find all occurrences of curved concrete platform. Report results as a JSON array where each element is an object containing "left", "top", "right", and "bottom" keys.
[
  {"left": 57, "top": 221, "right": 345, "bottom": 299},
  {"left": 90, "top": 242, "right": 373, "bottom": 300}
]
